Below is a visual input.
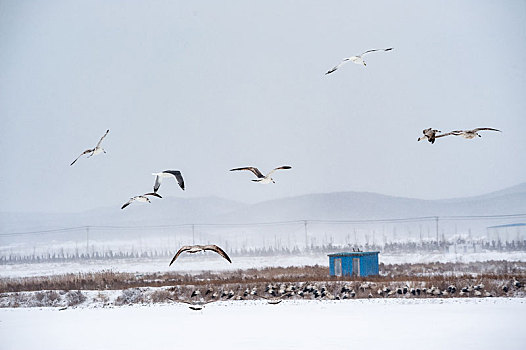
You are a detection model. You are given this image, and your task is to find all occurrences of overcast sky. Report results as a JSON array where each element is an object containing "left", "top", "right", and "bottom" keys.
[{"left": 0, "top": 0, "right": 525, "bottom": 213}]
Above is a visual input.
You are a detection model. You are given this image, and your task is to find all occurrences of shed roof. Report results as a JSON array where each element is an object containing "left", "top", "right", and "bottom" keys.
[{"left": 327, "top": 251, "right": 379, "bottom": 257}]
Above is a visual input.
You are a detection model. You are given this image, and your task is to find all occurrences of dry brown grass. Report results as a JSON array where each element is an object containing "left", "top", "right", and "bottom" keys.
[{"left": 1, "top": 261, "right": 525, "bottom": 296}]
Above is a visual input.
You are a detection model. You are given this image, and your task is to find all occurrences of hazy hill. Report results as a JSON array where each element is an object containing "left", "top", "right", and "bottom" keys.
[
  {"left": 221, "top": 184, "right": 526, "bottom": 222},
  {"left": 1, "top": 183, "right": 525, "bottom": 237}
]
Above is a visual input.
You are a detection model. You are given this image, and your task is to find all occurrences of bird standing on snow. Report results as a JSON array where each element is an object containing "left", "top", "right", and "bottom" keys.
[
  {"left": 229, "top": 166, "right": 292, "bottom": 184},
  {"left": 169, "top": 244, "right": 232, "bottom": 265},
  {"left": 325, "top": 47, "right": 393, "bottom": 75},
  {"left": 121, "top": 192, "right": 162, "bottom": 209},
  {"left": 70, "top": 129, "right": 110, "bottom": 166},
  {"left": 152, "top": 170, "right": 185, "bottom": 193}
]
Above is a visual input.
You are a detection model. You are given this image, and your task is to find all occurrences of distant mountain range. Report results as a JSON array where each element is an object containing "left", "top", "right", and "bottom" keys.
[{"left": 1, "top": 183, "right": 525, "bottom": 238}]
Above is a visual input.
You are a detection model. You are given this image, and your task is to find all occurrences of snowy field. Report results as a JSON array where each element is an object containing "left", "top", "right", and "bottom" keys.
[
  {"left": 1, "top": 251, "right": 525, "bottom": 278},
  {"left": 0, "top": 298, "right": 524, "bottom": 350}
]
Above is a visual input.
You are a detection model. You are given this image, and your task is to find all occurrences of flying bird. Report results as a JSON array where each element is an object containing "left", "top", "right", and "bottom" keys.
[
  {"left": 70, "top": 129, "right": 109, "bottom": 166},
  {"left": 229, "top": 166, "right": 292, "bottom": 184},
  {"left": 417, "top": 128, "right": 443, "bottom": 144},
  {"left": 167, "top": 297, "right": 214, "bottom": 311},
  {"left": 258, "top": 292, "right": 292, "bottom": 305},
  {"left": 121, "top": 192, "right": 162, "bottom": 210},
  {"left": 169, "top": 244, "right": 232, "bottom": 265},
  {"left": 181, "top": 299, "right": 216, "bottom": 311},
  {"left": 152, "top": 170, "right": 185, "bottom": 193},
  {"left": 441, "top": 128, "right": 501, "bottom": 139},
  {"left": 325, "top": 47, "right": 393, "bottom": 75}
]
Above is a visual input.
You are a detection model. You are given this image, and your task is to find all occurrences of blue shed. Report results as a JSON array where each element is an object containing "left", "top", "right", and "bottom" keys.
[{"left": 328, "top": 251, "right": 379, "bottom": 277}]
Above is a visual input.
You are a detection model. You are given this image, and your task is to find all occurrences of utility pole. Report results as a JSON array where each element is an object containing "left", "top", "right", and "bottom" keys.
[
  {"left": 435, "top": 216, "right": 439, "bottom": 246},
  {"left": 304, "top": 220, "right": 308, "bottom": 250},
  {"left": 192, "top": 224, "right": 195, "bottom": 245},
  {"left": 86, "top": 226, "right": 90, "bottom": 256}
]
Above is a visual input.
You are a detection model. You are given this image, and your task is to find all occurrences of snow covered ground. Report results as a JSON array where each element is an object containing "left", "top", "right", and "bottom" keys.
[
  {"left": 1, "top": 298, "right": 524, "bottom": 350},
  {"left": 1, "top": 251, "right": 525, "bottom": 278}
]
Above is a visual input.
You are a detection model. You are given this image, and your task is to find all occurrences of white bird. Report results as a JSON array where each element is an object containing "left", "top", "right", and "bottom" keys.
[
  {"left": 70, "top": 129, "right": 109, "bottom": 166},
  {"left": 169, "top": 244, "right": 232, "bottom": 265},
  {"left": 325, "top": 47, "right": 393, "bottom": 74},
  {"left": 152, "top": 170, "right": 185, "bottom": 193},
  {"left": 441, "top": 127, "right": 501, "bottom": 139},
  {"left": 229, "top": 166, "right": 292, "bottom": 184},
  {"left": 121, "top": 192, "right": 162, "bottom": 210}
]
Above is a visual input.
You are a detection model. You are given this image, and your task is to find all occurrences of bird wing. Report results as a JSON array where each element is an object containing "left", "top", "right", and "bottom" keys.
[
  {"left": 153, "top": 175, "right": 162, "bottom": 193},
  {"left": 229, "top": 167, "right": 264, "bottom": 178},
  {"left": 70, "top": 149, "right": 94, "bottom": 166},
  {"left": 121, "top": 198, "right": 134, "bottom": 210},
  {"left": 182, "top": 299, "right": 214, "bottom": 306},
  {"left": 95, "top": 129, "right": 110, "bottom": 148},
  {"left": 266, "top": 165, "right": 292, "bottom": 177},
  {"left": 203, "top": 245, "right": 232, "bottom": 263},
  {"left": 179, "top": 299, "right": 202, "bottom": 306},
  {"left": 163, "top": 170, "right": 185, "bottom": 191},
  {"left": 423, "top": 128, "right": 440, "bottom": 135},
  {"left": 360, "top": 47, "right": 394, "bottom": 56},
  {"left": 188, "top": 305, "right": 204, "bottom": 310},
  {"left": 267, "top": 299, "right": 282, "bottom": 304},
  {"left": 325, "top": 58, "right": 350, "bottom": 75},
  {"left": 472, "top": 127, "right": 501, "bottom": 133},
  {"left": 258, "top": 292, "right": 291, "bottom": 301},
  {"left": 435, "top": 131, "right": 460, "bottom": 138},
  {"left": 169, "top": 246, "right": 192, "bottom": 266},
  {"left": 143, "top": 192, "right": 162, "bottom": 199}
]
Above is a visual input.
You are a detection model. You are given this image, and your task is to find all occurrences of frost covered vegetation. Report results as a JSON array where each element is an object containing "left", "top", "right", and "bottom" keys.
[
  {"left": 1, "top": 261, "right": 524, "bottom": 308},
  {"left": 2, "top": 238, "right": 525, "bottom": 264}
]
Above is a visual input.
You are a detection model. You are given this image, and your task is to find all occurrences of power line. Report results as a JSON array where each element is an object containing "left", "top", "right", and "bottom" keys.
[
  {"left": 0, "top": 226, "right": 87, "bottom": 236},
  {"left": 1, "top": 213, "right": 525, "bottom": 237},
  {"left": 441, "top": 213, "right": 526, "bottom": 220}
]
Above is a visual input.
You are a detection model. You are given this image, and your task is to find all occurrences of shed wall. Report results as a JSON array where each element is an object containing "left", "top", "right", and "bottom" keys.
[{"left": 329, "top": 253, "right": 379, "bottom": 277}]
